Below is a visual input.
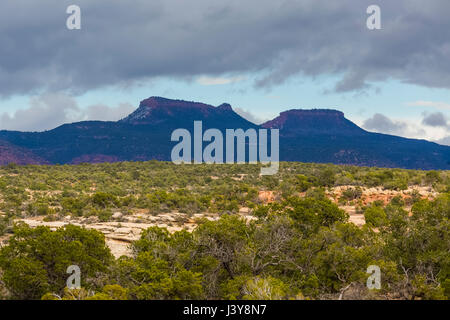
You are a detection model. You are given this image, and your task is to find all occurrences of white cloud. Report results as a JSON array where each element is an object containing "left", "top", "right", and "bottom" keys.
[
  {"left": 0, "top": 93, "right": 78, "bottom": 132},
  {"left": 436, "top": 136, "right": 450, "bottom": 146},
  {"left": 406, "top": 100, "right": 450, "bottom": 110},
  {"left": 82, "top": 103, "right": 135, "bottom": 122},
  {"left": 0, "top": 93, "right": 135, "bottom": 132},
  {"left": 234, "top": 107, "right": 268, "bottom": 124},
  {"left": 360, "top": 113, "right": 449, "bottom": 143},
  {"left": 196, "top": 76, "right": 246, "bottom": 86}
]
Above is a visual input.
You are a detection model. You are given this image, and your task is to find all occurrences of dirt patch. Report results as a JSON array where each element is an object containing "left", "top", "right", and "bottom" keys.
[{"left": 258, "top": 190, "right": 276, "bottom": 203}]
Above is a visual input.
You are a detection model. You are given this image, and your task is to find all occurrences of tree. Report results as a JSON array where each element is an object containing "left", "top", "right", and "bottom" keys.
[
  {"left": 267, "top": 197, "right": 348, "bottom": 234},
  {"left": 112, "top": 253, "right": 204, "bottom": 300},
  {"left": 364, "top": 205, "right": 387, "bottom": 227},
  {"left": 194, "top": 215, "right": 251, "bottom": 280},
  {"left": 0, "top": 224, "right": 113, "bottom": 299}
]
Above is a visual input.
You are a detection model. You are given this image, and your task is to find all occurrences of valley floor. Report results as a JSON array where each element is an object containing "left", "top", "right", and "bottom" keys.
[{"left": 4, "top": 185, "right": 437, "bottom": 258}]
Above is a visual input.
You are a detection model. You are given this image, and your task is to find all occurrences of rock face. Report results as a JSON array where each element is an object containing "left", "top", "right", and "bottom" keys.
[
  {"left": 262, "top": 109, "right": 450, "bottom": 169},
  {"left": 0, "top": 97, "right": 449, "bottom": 169},
  {"left": 112, "top": 212, "right": 123, "bottom": 219},
  {"left": 262, "top": 109, "right": 366, "bottom": 136},
  {"left": 15, "top": 211, "right": 210, "bottom": 258},
  {"left": 120, "top": 96, "right": 257, "bottom": 130}
]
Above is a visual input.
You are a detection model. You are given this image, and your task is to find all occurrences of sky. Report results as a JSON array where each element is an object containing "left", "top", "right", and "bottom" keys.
[{"left": 0, "top": 0, "right": 449, "bottom": 145}]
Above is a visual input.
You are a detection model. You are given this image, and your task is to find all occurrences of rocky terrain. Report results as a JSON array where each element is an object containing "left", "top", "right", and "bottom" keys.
[{"left": 2, "top": 185, "right": 437, "bottom": 258}]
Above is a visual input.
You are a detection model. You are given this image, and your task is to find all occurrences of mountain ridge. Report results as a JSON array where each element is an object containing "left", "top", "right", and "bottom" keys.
[
  {"left": 0, "top": 97, "right": 449, "bottom": 169},
  {"left": 262, "top": 109, "right": 367, "bottom": 136}
]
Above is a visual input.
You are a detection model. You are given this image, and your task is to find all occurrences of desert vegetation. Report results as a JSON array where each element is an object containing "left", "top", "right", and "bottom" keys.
[{"left": 0, "top": 161, "right": 448, "bottom": 300}]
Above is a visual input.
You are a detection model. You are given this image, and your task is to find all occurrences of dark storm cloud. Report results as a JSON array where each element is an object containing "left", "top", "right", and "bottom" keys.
[
  {"left": 422, "top": 112, "right": 449, "bottom": 128},
  {"left": 1, "top": 0, "right": 450, "bottom": 96}
]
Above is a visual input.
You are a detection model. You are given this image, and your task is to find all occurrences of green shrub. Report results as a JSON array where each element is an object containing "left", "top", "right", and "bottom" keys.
[{"left": 364, "top": 206, "right": 387, "bottom": 227}]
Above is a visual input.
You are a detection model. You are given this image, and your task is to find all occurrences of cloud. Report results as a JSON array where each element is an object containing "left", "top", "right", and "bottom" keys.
[
  {"left": 362, "top": 113, "right": 450, "bottom": 143},
  {"left": 234, "top": 107, "right": 267, "bottom": 124},
  {"left": 83, "top": 103, "right": 135, "bottom": 121},
  {"left": 0, "top": 93, "right": 135, "bottom": 131},
  {"left": 196, "top": 76, "right": 246, "bottom": 86},
  {"left": 362, "top": 113, "right": 408, "bottom": 135},
  {"left": 436, "top": 136, "right": 450, "bottom": 146},
  {"left": 406, "top": 101, "right": 450, "bottom": 110},
  {"left": 1, "top": 0, "right": 450, "bottom": 96},
  {"left": 0, "top": 93, "right": 79, "bottom": 132},
  {"left": 422, "top": 112, "right": 448, "bottom": 128}
]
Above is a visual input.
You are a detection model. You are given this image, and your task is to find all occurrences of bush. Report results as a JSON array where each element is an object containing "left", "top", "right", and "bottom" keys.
[
  {"left": 340, "top": 187, "right": 363, "bottom": 202},
  {"left": 0, "top": 224, "right": 113, "bottom": 299},
  {"left": 364, "top": 206, "right": 387, "bottom": 227}
]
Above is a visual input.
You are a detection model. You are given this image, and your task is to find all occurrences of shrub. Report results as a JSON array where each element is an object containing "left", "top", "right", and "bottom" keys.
[
  {"left": 364, "top": 206, "right": 387, "bottom": 227},
  {"left": 0, "top": 224, "right": 113, "bottom": 299}
]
